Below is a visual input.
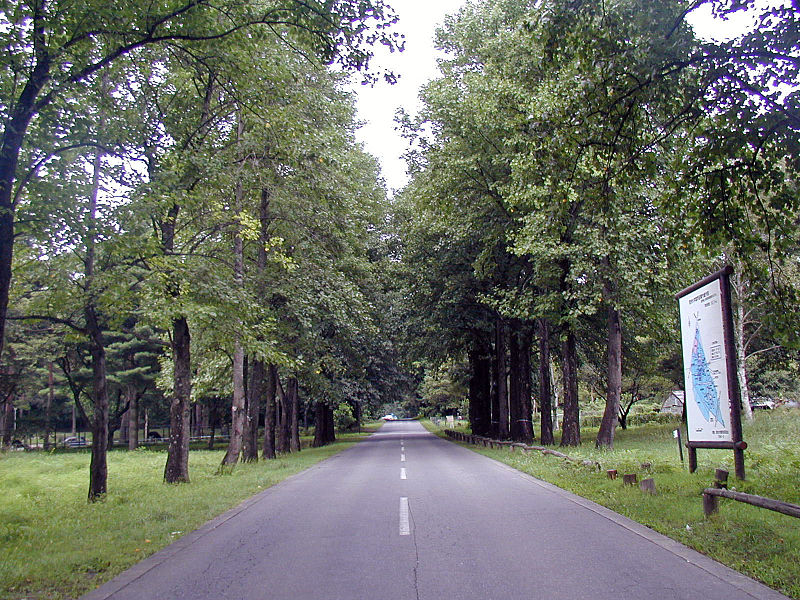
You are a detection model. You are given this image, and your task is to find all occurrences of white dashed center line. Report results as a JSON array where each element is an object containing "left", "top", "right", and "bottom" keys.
[
  {"left": 401, "top": 453, "right": 406, "bottom": 462},
  {"left": 399, "top": 497, "right": 410, "bottom": 535},
  {"left": 400, "top": 467, "right": 407, "bottom": 480}
]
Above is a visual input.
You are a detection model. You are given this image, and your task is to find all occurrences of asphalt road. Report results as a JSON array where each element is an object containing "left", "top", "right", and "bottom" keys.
[{"left": 83, "top": 420, "right": 789, "bottom": 600}]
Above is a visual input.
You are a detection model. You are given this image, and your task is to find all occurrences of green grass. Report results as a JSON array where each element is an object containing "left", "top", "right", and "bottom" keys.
[
  {"left": 424, "top": 410, "right": 800, "bottom": 600},
  {"left": 0, "top": 427, "right": 379, "bottom": 600}
]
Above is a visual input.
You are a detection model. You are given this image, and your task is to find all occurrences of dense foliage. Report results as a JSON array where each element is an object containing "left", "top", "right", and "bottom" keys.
[{"left": 395, "top": 0, "right": 800, "bottom": 447}]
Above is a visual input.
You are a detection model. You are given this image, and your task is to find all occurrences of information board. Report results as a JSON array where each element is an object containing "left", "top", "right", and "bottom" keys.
[{"left": 678, "top": 276, "right": 734, "bottom": 443}]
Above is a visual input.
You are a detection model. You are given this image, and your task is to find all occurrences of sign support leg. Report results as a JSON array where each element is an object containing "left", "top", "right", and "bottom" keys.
[
  {"left": 734, "top": 447, "right": 745, "bottom": 480},
  {"left": 688, "top": 446, "right": 697, "bottom": 473}
]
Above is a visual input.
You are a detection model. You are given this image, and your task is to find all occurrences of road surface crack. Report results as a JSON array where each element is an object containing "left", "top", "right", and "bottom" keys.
[{"left": 407, "top": 499, "right": 421, "bottom": 600}]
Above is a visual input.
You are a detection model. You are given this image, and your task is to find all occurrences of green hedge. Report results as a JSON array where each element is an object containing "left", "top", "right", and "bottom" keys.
[{"left": 581, "top": 412, "right": 682, "bottom": 428}]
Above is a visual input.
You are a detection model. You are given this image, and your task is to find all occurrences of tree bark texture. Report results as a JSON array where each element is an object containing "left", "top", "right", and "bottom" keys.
[
  {"left": 86, "top": 305, "right": 109, "bottom": 501},
  {"left": 221, "top": 136, "right": 247, "bottom": 467},
  {"left": 560, "top": 329, "right": 581, "bottom": 447},
  {"left": 490, "top": 350, "right": 500, "bottom": 439},
  {"left": 468, "top": 339, "right": 492, "bottom": 437},
  {"left": 538, "top": 319, "right": 554, "bottom": 445},
  {"left": 275, "top": 373, "right": 290, "bottom": 454},
  {"left": 596, "top": 305, "right": 622, "bottom": 448},
  {"left": 45, "top": 362, "right": 54, "bottom": 450},
  {"left": 509, "top": 322, "right": 534, "bottom": 444},
  {"left": 495, "top": 319, "right": 509, "bottom": 439},
  {"left": 288, "top": 376, "right": 301, "bottom": 453},
  {"left": 262, "top": 364, "right": 277, "bottom": 459},
  {"left": 243, "top": 358, "right": 264, "bottom": 462},
  {"left": 164, "top": 316, "right": 191, "bottom": 482},
  {"left": 325, "top": 402, "right": 336, "bottom": 444},
  {"left": 733, "top": 266, "right": 754, "bottom": 421},
  {"left": 312, "top": 402, "right": 336, "bottom": 447},
  {"left": 127, "top": 384, "right": 138, "bottom": 450},
  {"left": 0, "top": 3, "right": 51, "bottom": 363},
  {"left": 221, "top": 339, "right": 246, "bottom": 466},
  {"left": 84, "top": 141, "right": 109, "bottom": 501}
]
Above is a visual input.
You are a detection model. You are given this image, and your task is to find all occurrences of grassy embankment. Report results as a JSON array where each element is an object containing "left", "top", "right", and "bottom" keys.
[
  {"left": 425, "top": 411, "right": 800, "bottom": 600},
  {"left": 0, "top": 425, "right": 381, "bottom": 600}
]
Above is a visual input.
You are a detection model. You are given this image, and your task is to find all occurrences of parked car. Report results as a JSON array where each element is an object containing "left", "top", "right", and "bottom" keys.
[
  {"left": 64, "top": 436, "right": 87, "bottom": 447},
  {"left": 381, "top": 414, "right": 397, "bottom": 421},
  {"left": 750, "top": 398, "right": 775, "bottom": 410}
]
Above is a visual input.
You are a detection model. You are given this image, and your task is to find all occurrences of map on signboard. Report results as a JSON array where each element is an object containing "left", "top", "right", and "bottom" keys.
[
  {"left": 677, "top": 276, "right": 734, "bottom": 443},
  {"left": 690, "top": 327, "right": 725, "bottom": 427}
]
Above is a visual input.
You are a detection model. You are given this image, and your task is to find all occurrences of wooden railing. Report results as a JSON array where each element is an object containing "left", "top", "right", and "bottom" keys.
[{"left": 702, "top": 487, "right": 800, "bottom": 518}]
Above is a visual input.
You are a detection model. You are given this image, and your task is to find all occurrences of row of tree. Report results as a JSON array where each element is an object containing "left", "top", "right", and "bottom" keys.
[
  {"left": 394, "top": 0, "right": 800, "bottom": 447},
  {"left": 0, "top": 1, "right": 408, "bottom": 500}
]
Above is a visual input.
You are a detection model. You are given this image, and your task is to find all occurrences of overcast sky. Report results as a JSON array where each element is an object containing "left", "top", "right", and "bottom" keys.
[{"left": 350, "top": 1, "right": 767, "bottom": 195}]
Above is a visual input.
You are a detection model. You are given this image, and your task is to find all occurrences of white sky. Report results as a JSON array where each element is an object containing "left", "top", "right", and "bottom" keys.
[
  {"left": 351, "top": 1, "right": 774, "bottom": 195},
  {"left": 350, "top": 0, "right": 466, "bottom": 195}
]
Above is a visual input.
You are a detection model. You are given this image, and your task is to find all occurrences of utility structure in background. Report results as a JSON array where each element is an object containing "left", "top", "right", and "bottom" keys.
[{"left": 677, "top": 266, "right": 746, "bottom": 480}]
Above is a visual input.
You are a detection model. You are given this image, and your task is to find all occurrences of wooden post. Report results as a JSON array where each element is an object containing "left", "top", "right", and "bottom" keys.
[
  {"left": 703, "top": 491, "right": 719, "bottom": 516},
  {"left": 640, "top": 478, "right": 657, "bottom": 495},
  {"left": 714, "top": 468, "right": 729, "bottom": 489},
  {"left": 688, "top": 446, "right": 697, "bottom": 473},
  {"left": 607, "top": 469, "right": 618, "bottom": 479},
  {"left": 623, "top": 473, "right": 638, "bottom": 485}
]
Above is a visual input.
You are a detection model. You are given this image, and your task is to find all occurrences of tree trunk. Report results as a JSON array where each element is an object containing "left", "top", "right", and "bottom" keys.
[
  {"left": 221, "top": 339, "right": 246, "bottom": 466},
  {"left": 275, "top": 373, "right": 290, "bottom": 454},
  {"left": 508, "top": 322, "right": 534, "bottom": 443},
  {"left": 243, "top": 358, "right": 264, "bottom": 462},
  {"left": 733, "top": 266, "right": 754, "bottom": 421},
  {"left": 84, "top": 140, "right": 109, "bottom": 501},
  {"left": 596, "top": 305, "right": 622, "bottom": 448},
  {"left": 262, "top": 365, "right": 277, "bottom": 459},
  {"left": 468, "top": 339, "right": 491, "bottom": 437},
  {"left": 490, "top": 348, "right": 500, "bottom": 439},
  {"left": 44, "top": 362, "right": 54, "bottom": 450},
  {"left": 288, "top": 376, "right": 301, "bottom": 452},
  {"left": 312, "top": 402, "right": 329, "bottom": 447},
  {"left": 221, "top": 130, "right": 247, "bottom": 467},
  {"left": 511, "top": 323, "right": 535, "bottom": 444},
  {"left": 550, "top": 358, "right": 560, "bottom": 431},
  {"left": 325, "top": 403, "right": 336, "bottom": 444},
  {"left": 86, "top": 305, "right": 109, "bottom": 501},
  {"left": 164, "top": 317, "right": 191, "bottom": 482},
  {"left": 128, "top": 386, "right": 138, "bottom": 450},
  {"left": 0, "top": 397, "right": 9, "bottom": 448},
  {"left": 0, "top": 6, "right": 52, "bottom": 363},
  {"left": 494, "top": 319, "right": 509, "bottom": 439},
  {"left": 509, "top": 329, "right": 521, "bottom": 440},
  {"left": 538, "top": 319, "right": 554, "bottom": 445},
  {"left": 560, "top": 329, "right": 581, "bottom": 447}
]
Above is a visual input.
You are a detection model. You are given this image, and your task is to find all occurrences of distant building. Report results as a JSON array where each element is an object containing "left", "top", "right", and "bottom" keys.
[{"left": 661, "top": 391, "right": 685, "bottom": 415}]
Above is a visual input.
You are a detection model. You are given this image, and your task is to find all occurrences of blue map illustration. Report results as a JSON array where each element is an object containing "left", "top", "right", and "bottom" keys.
[{"left": 690, "top": 327, "right": 725, "bottom": 426}]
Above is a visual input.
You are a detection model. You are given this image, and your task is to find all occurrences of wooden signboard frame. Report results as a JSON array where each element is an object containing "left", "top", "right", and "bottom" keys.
[{"left": 676, "top": 266, "right": 746, "bottom": 480}]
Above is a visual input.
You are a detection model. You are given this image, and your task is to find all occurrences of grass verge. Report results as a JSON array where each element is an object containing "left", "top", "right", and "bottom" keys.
[
  {"left": 0, "top": 426, "right": 380, "bottom": 600},
  {"left": 424, "top": 410, "right": 800, "bottom": 600}
]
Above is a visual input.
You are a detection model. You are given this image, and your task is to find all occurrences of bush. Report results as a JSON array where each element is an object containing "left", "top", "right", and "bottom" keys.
[
  {"left": 334, "top": 402, "right": 356, "bottom": 431},
  {"left": 582, "top": 412, "right": 682, "bottom": 428}
]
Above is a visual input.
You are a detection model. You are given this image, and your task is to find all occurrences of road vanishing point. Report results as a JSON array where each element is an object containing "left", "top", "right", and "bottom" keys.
[{"left": 83, "top": 421, "right": 789, "bottom": 600}]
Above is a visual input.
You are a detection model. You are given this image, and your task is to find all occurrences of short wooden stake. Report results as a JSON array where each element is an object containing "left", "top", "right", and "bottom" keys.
[
  {"left": 640, "top": 478, "right": 657, "bottom": 495},
  {"left": 607, "top": 469, "right": 618, "bottom": 480},
  {"left": 623, "top": 473, "right": 638, "bottom": 486},
  {"left": 714, "top": 468, "right": 729, "bottom": 489},
  {"left": 703, "top": 492, "right": 719, "bottom": 516}
]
